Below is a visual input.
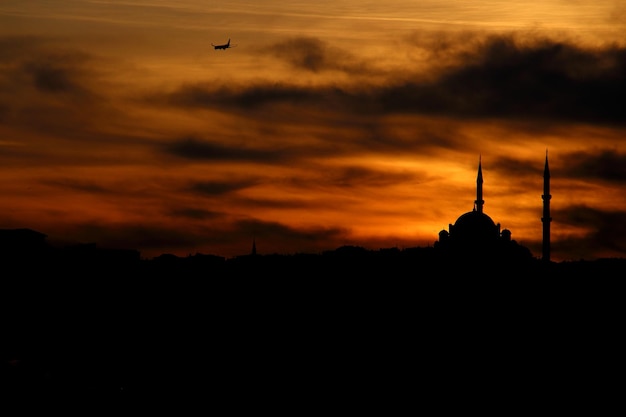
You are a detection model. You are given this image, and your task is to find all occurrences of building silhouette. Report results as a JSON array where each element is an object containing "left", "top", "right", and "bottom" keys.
[
  {"left": 0, "top": 228, "right": 48, "bottom": 256},
  {"left": 433, "top": 156, "right": 534, "bottom": 264}
]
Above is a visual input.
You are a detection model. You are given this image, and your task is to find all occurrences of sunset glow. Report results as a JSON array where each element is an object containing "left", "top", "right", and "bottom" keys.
[{"left": 1, "top": 1, "right": 625, "bottom": 261}]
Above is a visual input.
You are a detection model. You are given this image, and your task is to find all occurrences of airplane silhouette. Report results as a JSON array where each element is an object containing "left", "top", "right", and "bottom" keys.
[{"left": 211, "top": 39, "right": 235, "bottom": 50}]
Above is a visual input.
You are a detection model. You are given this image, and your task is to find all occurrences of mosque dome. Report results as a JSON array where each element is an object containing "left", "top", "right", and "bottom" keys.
[{"left": 450, "top": 210, "right": 500, "bottom": 244}]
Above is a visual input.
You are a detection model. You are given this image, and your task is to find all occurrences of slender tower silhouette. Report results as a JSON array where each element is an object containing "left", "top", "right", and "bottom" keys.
[
  {"left": 542, "top": 150, "right": 551, "bottom": 262},
  {"left": 475, "top": 155, "right": 484, "bottom": 213},
  {"left": 251, "top": 237, "right": 257, "bottom": 256}
]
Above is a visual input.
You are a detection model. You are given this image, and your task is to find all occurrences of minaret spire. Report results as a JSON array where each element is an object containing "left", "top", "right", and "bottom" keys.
[
  {"left": 542, "top": 149, "right": 552, "bottom": 262},
  {"left": 475, "top": 155, "right": 484, "bottom": 213}
]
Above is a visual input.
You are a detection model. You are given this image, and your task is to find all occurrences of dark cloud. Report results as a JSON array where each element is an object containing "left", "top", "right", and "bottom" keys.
[
  {"left": 167, "top": 208, "right": 224, "bottom": 220},
  {"left": 377, "top": 35, "right": 626, "bottom": 124},
  {"left": 164, "top": 137, "right": 295, "bottom": 163},
  {"left": 26, "top": 60, "right": 82, "bottom": 94},
  {"left": 162, "top": 130, "right": 420, "bottom": 165},
  {"left": 268, "top": 37, "right": 329, "bottom": 72},
  {"left": 411, "top": 127, "right": 465, "bottom": 150},
  {"left": 164, "top": 82, "right": 321, "bottom": 110},
  {"left": 162, "top": 33, "right": 626, "bottom": 128},
  {"left": 189, "top": 179, "right": 259, "bottom": 196},
  {"left": 233, "top": 195, "right": 324, "bottom": 210},
  {"left": 488, "top": 154, "right": 551, "bottom": 197},
  {"left": 41, "top": 178, "right": 110, "bottom": 194},
  {"left": 5, "top": 39, "right": 97, "bottom": 97},
  {"left": 4, "top": 33, "right": 626, "bottom": 148},
  {"left": 343, "top": 121, "right": 451, "bottom": 154},
  {"left": 0, "top": 37, "right": 132, "bottom": 143},
  {"left": 482, "top": 148, "right": 626, "bottom": 189},
  {"left": 553, "top": 205, "right": 626, "bottom": 260},
  {"left": 490, "top": 155, "right": 544, "bottom": 178},
  {"left": 322, "top": 165, "right": 421, "bottom": 189},
  {"left": 157, "top": 81, "right": 382, "bottom": 124},
  {"left": 263, "top": 36, "right": 377, "bottom": 75},
  {"left": 561, "top": 149, "right": 626, "bottom": 183},
  {"left": 184, "top": 161, "right": 427, "bottom": 199}
]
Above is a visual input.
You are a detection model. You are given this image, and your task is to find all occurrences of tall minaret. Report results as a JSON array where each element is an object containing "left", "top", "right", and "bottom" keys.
[
  {"left": 475, "top": 155, "right": 484, "bottom": 213},
  {"left": 542, "top": 150, "right": 552, "bottom": 262}
]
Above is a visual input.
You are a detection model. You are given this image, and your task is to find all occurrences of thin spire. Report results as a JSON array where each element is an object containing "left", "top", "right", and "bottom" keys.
[
  {"left": 475, "top": 155, "right": 484, "bottom": 213},
  {"left": 542, "top": 149, "right": 551, "bottom": 262}
]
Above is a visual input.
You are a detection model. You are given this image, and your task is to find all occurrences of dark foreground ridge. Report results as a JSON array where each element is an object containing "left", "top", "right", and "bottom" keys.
[{"left": 2, "top": 228, "right": 625, "bottom": 410}]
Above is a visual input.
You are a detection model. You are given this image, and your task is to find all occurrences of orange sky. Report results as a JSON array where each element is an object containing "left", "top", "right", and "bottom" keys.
[{"left": 1, "top": 1, "right": 625, "bottom": 261}]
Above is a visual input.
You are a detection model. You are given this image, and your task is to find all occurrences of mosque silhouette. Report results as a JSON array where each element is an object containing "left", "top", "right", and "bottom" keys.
[{"left": 432, "top": 153, "right": 550, "bottom": 264}]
